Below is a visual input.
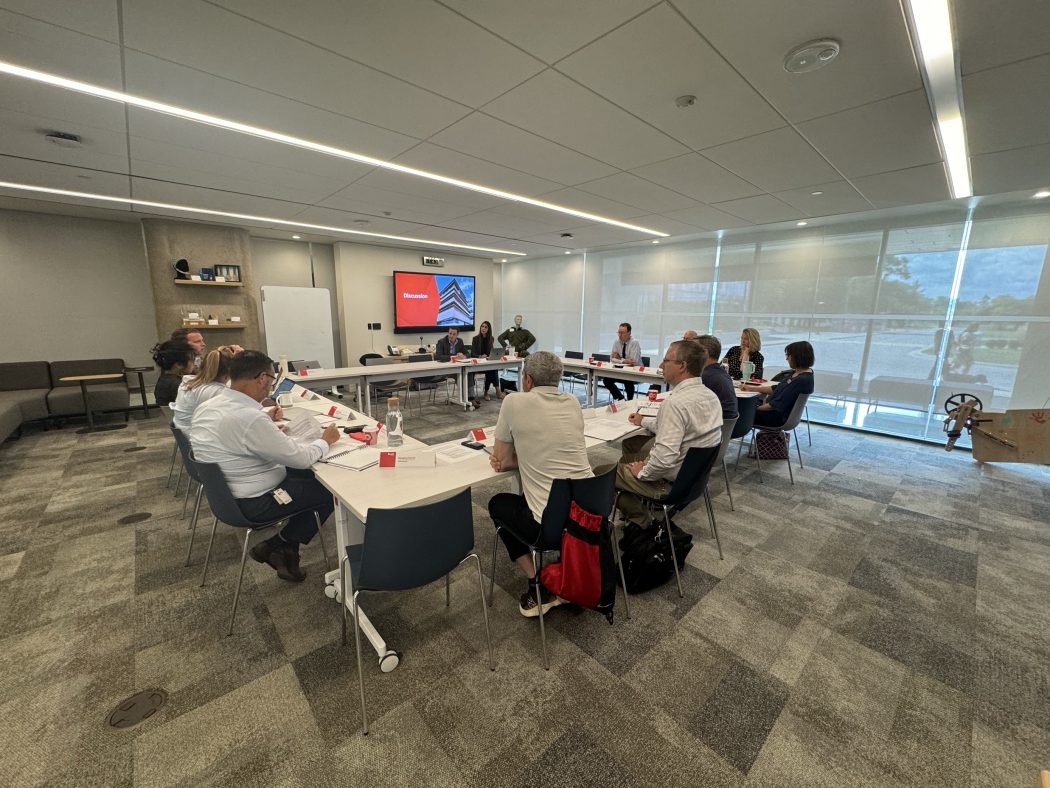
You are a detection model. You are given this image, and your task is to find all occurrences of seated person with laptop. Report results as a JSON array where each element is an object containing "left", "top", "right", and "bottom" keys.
[
  {"left": 434, "top": 327, "right": 466, "bottom": 361},
  {"left": 191, "top": 350, "right": 340, "bottom": 582},
  {"left": 487, "top": 352, "right": 593, "bottom": 617},
  {"left": 596, "top": 340, "right": 722, "bottom": 528}
]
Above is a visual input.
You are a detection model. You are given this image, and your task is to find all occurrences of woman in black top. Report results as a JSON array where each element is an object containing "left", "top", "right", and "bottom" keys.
[
  {"left": 469, "top": 321, "right": 502, "bottom": 406},
  {"left": 151, "top": 340, "right": 196, "bottom": 407},
  {"left": 722, "top": 327, "right": 765, "bottom": 380},
  {"left": 743, "top": 341, "right": 815, "bottom": 428}
]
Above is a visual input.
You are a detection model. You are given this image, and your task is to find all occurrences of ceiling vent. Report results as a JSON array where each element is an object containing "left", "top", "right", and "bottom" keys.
[{"left": 44, "top": 130, "right": 83, "bottom": 148}]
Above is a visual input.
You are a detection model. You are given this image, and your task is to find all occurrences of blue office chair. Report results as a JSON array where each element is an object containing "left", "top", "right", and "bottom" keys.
[
  {"left": 170, "top": 425, "right": 208, "bottom": 566},
  {"left": 488, "top": 468, "right": 622, "bottom": 669},
  {"left": 340, "top": 488, "right": 493, "bottom": 734},
  {"left": 188, "top": 453, "right": 331, "bottom": 636},
  {"left": 619, "top": 444, "right": 723, "bottom": 598}
]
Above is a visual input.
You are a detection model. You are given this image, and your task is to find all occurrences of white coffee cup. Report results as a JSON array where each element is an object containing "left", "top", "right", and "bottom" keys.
[
  {"left": 276, "top": 392, "right": 293, "bottom": 408},
  {"left": 362, "top": 425, "right": 379, "bottom": 446}
]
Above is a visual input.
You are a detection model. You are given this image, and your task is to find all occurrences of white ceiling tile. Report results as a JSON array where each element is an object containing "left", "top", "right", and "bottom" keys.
[
  {"left": 701, "top": 126, "right": 840, "bottom": 192},
  {"left": 0, "top": 195, "right": 139, "bottom": 223},
  {"left": 956, "top": 0, "right": 1050, "bottom": 74},
  {"left": 210, "top": 0, "right": 545, "bottom": 106},
  {"left": 442, "top": 208, "right": 573, "bottom": 239},
  {"left": 350, "top": 167, "right": 504, "bottom": 212},
  {"left": 0, "top": 9, "right": 123, "bottom": 86},
  {"left": 963, "top": 55, "right": 1050, "bottom": 155},
  {"left": 630, "top": 153, "right": 762, "bottom": 203},
  {"left": 319, "top": 181, "right": 485, "bottom": 225},
  {"left": 710, "top": 194, "right": 802, "bottom": 224},
  {"left": 673, "top": 0, "right": 921, "bottom": 121},
  {"left": 631, "top": 214, "right": 705, "bottom": 237},
  {"left": 0, "top": 0, "right": 119, "bottom": 42},
  {"left": 482, "top": 69, "right": 689, "bottom": 170},
  {"left": 558, "top": 3, "right": 783, "bottom": 150},
  {"left": 391, "top": 143, "right": 564, "bottom": 197},
  {"left": 441, "top": 0, "right": 659, "bottom": 64},
  {"left": 662, "top": 204, "right": 753, "bottom": 231},
  {"left": 0, "top": 79, "right": 127, "bottom": 137},
  {"left": 429, "top": 113, "right": 618, "bottom": 185},
  {"left": 971, "top": 143, "right": 1050, "bottom": 195},
  {"left": 0, "top": 106, "right": 129, "bottom": 173},
  {"left": 772, "top": 181, "right": 873, "bottom": 217},
  {"left": 289, "top": 205, "right": 438, "bottom": 236},
  {"left": 130, "top": 178, "right": 306, "bottom": 219},
  {"left": 124, "top": 52, "right": 419, "bottom": 161},
  {"left": 0, "top": 154, "right": 130, "bottom": 199},
  {"left": 575, "top": 172, "right": 698, "bottom": 214},
  {"left": 122, "top": 0, "right": 469, "bottom": 138},
  {"left": 525, "top": 223, "right": 650, "bottom": 248},
  {"left": 851, "top": 164, "right": 950, "bottom": 208},
  {"left": 798, "top": 91, "right": 940, "bottom": 178},
  {"left": 534, "top": 188, "right": 648, "bottom": 220}
]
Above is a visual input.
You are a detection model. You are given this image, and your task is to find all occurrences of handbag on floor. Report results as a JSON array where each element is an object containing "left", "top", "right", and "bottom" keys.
[
  {"left": 755, "top": 430, "right": 790, "bottom": 460},
  {"left": 540, "top": 501, "right": 616, "bottom": 623},
  {"left": 617, "top": 520, "right": 692, "bottom": 594}
]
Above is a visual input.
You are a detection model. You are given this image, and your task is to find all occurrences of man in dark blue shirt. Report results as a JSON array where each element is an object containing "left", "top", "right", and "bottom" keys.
[{"left": 695, "top": 335, "right": 738, "bottom": 421}]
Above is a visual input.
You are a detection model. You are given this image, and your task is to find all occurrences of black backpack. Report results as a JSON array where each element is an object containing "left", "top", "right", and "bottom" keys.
[{"left": 617, "top": 520, "right": 693, "bottom": 594}]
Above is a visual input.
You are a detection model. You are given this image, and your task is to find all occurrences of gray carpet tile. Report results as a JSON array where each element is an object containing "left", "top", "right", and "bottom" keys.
[{"left": 1, "top": 397, "right": 1049, "bottom": 787}]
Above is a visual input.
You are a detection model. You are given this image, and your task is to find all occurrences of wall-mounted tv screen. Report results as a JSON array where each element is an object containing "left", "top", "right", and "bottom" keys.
[{"left": 393, "top": 271, "right": 475, "bottom": 334}]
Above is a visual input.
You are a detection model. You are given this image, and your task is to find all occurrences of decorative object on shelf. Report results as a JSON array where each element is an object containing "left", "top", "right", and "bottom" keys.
[
  {"left": 228, "top": 315, "right": 242, "bottom": 323},
  {"left": 214, "top": 264, "right": 241, "bottom": 282},
  {"left": 172, "top": 258, "right": 190, "bottom": 279},
  {"left": 207, "top": 314, "right": 219, "bottom": 326},
  {"left": 199, "top": 267, "right": 214, "bottom": 281}
]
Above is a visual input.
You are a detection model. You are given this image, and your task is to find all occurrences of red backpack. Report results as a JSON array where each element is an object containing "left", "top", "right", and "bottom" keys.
[{"left": 540, "top": 501, "right": 616, "bottom": 623}]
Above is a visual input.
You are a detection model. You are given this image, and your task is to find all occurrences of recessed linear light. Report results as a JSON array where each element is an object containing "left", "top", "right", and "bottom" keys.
[
  {"left": 652, "top": 240, "right": 660, "bottom": 244},
  {"left": 0, "top": 181, "right": 527, "bottom": 256},
  {"left": 291, "top": 234, "right": 301, "bottom": 240},
  {"left": 796, "top": 221, "right": 808, "bottom": 226},
  {"left": 904, "top": 0, "right": 971, "bottom": 199},
  {"left": 0, "top": 60, "right": 669, "bottom": 239},
  {"left": 1034, "top": 190, "right": 1050, "bottom": 199},
  {"left": 810, "top": 190, "right": 824, "bottom": 196},
  {"left": 564, "top": 250, "right": 571, "bottom": 254}
]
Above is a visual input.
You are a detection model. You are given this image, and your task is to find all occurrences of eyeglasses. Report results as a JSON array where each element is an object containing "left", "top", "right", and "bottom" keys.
[{"left": 259, "top": 372, "right": 276, "bottom": 383}]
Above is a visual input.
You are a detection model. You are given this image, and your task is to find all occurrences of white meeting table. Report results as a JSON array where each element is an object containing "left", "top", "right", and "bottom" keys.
[
  {"left": 561, "top": 357, "right": 762, "bottom": 407},
  {"left": 288, "top": 357, "right": 524, "bottom": 415},
  {"left": 290, "top": 389, "right": 640, "bottom": 673}
]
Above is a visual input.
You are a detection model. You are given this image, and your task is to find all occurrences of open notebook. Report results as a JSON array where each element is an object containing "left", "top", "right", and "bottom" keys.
[{"left": 323, "top": 445, "right": 380, "bottom": 471}]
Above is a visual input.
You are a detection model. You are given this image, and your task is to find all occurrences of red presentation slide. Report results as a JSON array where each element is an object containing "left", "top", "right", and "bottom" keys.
[{"left": 395, "top": 272, "right": 439, "bottom": 326}]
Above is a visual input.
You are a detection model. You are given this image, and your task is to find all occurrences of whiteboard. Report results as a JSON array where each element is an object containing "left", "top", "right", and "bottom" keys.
[{"left": 261, "top": 286, "right": 336, "bottom": 368}]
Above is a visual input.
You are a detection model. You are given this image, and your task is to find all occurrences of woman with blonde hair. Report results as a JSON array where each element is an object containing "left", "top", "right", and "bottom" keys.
[
  {"left": 722, "top": 327, "right": 765, "bottom": 380},
  {"left": 171, "top": 347, "right": 237, "bottom": 430}
]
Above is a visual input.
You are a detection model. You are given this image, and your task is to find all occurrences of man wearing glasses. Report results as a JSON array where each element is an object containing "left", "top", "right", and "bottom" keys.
[
  {"left": 596, "top": 340, "right": 722, "bottom": 528},
  {"left": 191, "top": 350, "right": 340, "bottom": 581}
]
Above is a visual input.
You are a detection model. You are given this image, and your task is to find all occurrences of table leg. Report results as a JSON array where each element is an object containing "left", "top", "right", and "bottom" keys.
[
  {"left": 362, "top": 382, "right": 372, "bottom": 417},
  {"left": 323, "top": 501, "right": 399, "bottom": 671},
  {"left": 135, "top": 372, "right": 150, "bottom": 418},
  {"left": 80, "top": 381, "right": 95, "bottom": 430}
]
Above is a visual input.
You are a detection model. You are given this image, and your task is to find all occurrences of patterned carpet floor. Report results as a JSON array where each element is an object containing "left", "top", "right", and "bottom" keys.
[{"left": 1, "top": 396, "right": 1048, "bottom": 786}]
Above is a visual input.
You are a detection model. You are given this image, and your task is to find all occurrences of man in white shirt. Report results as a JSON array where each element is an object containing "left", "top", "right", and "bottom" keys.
[
  {"left": 488, "top": 352, "right": 592, "bottom": 617},
  {"left": 596, "top": 340, "right": 722, "bottom": 527},
  {"left": 603, "top": 322, "right": 642, "bottom": 401},
  {"left": 191, "top": 351, "right": 340, "bottom": 582}
]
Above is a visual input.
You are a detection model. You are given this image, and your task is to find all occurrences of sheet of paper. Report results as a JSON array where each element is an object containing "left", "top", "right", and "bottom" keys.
[
  {"left": 435, "top": 443, "right": 484, "bottom": 464},
  {"left": 285, "top": 408, "right": 322, "bottom": 441},
  {"left": 583, "top": 418, "right": 638, "bottom": 441}
]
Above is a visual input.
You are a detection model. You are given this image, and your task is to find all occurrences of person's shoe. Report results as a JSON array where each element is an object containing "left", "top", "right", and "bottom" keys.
[
  {"left": 248, "top": 539, "right": 275, "bottom": 565},
  {"left": 484, "top": 393, "right": 491, "bottom": 401},
  {"left": 250, "top": 540, "right": 306, "bottom": 582},
  {"left": 518, "top": 581, "right": 564, "bottom": 618},
  {"left": 471, "top": 398, "right": 482, "bottom": 408}
]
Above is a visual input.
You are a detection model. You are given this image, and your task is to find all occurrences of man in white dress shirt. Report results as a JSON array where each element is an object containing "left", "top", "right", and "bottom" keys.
[
  {"left": 596, "top": 340, "right": 722, "bottom": 527},
  {"left": 191, "top": 351, "right": 340, "bottom": 582},
  {"left": 602, "top": 322, "right": 642, "bottom": 401}
]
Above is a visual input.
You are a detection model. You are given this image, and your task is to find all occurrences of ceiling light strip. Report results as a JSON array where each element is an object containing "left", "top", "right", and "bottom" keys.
[
  {"left": 903, "top": 0, "right": 971, "bottom": 199},
  {"left": 0, "top": 60, "right": 669, "bottom": 237},
  {"left": 0, "top": 181, "right": 527, "bottom": 255}
]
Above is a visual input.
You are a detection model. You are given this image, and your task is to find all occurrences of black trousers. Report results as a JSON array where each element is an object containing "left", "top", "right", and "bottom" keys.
[
  {"left": 236, "top": 468, "right": 334, "bottom": 545},
  {"left": 602, "top": 377, "right": 635, "bottom": 401},
  {"left": 489, "top": 493, "right": 540, "bottom": 561},
  {"left": 470, "top": 370, "right": 500, "bottom": 395}
]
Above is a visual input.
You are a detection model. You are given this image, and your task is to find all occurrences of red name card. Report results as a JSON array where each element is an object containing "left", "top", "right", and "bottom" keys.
[
  {"left": 379, "top": 451, "right": 397, "bottom": 468},
  {"left": 472, "top": 428, "right": 486, "bottom": 441}
]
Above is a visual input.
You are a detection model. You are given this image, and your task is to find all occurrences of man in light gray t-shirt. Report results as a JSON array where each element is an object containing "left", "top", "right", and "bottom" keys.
[{"left": 488, "top": 352, "right": 592, "bottom": 618}]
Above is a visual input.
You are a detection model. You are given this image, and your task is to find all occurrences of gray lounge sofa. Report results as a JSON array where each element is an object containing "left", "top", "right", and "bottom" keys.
[{"left": 0, "top": 362, "right": 52, "bottom": 442}]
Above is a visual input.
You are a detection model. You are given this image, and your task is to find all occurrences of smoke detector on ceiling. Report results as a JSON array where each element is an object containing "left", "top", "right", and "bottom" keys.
[
  {"left": 560, "top": 232, "right": 573, "bottom": 238},
  {"left": 783, "top": 39, "right": 840, "bottom": 73},
  {"left": 675, "top": 95, "right": 697, "bottom": 109},
  {"left": 43, "top": 130, "right": 83, "bottom": 148}
]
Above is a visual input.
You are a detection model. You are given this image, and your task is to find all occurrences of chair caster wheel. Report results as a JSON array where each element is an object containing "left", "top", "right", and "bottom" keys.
[
  {"left": 324, "top": 583, "right": 338, "bottom": 600},
  {"left": 379, "top": 651, "right": 400, "bottom": 673}
]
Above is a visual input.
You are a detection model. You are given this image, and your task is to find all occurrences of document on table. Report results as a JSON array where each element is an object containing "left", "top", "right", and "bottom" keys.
[
  {"left": 435, "top": 443, "right": 483, "bottom": 464},
  {"left": 584, "top": 418, "right": 638, "bottom": 441},
  {"left": 323, "top": 445, "right": 380, "bottom": 471},
  {"left": 636, "top": 405, "right": 660, "bottom": 417},
  {"left": 284, "top": 408, "right": 322, "bottom": 441}
]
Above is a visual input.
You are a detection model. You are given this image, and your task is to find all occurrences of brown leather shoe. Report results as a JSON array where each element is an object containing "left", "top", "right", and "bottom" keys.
[{"left": 250, "top": 540, "right": 306, "bottom": 582}]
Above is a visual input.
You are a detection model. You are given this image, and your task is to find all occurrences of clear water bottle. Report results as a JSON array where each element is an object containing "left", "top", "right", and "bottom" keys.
[{"left": 385, "top": 396, "right": 403, "bottom": 447}]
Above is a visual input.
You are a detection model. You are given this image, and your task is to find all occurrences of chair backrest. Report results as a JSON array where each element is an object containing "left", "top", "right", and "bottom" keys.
[
  {"left": 288, "top": 359, "right": 321, "bottom": 371},
  {"left": 715, "top": 416, "right": 739, "bottom": 464},
  {"left": 565, "top": 350, "right": 584, "bottom": 360},
  {"left": 777, "top": 391, "right": 811, "bottom": 432},
  {"left": 359, "top": 353, "right": 382, "bottom": 366},
  {"left": 732, "top": 395, "right": 758, "bottom": 438},
  {"left": 357, "top": 488, "right": 474, "bottom": 590},
  {"left": 159, "top": 403, "right": 175, "bottom": 425},
  {"left": 0, "top": 361, "right": 51, "bottom": 391},
  {"left": 408, "top": 354, "right": 432, "bottom": 363},
  {"left": 664, "top": 445, "right": 721, "bottom": 511},
  {"left": 364, "top": 356, "right": 402, "bottom": 367},
  {"left": 186, "top": 452, "right": 257, "bottom": 528},
  {"left": 170, "top": 425, "right": 202, "bottom": 483},
  {"left": 815, "top": 370, "right": 853, "bottom": 396},
  {"left": 538, "top": 468, "right": 616, "bottom": 550},
  {"left": 592, "top": 353, "right": 611, "bottom": 362}
]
